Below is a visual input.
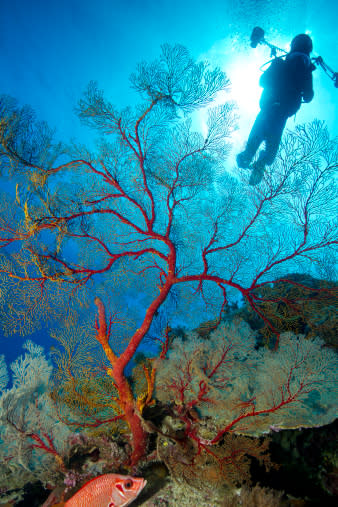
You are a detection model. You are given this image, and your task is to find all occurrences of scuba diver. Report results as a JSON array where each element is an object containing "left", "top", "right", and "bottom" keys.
[{"left": 237, "top": 33, "right": 314, "bottom": 185}]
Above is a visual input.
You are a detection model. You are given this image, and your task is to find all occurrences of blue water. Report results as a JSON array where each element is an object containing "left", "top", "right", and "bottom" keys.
[{"left": 1, "top": 0, "right": 337, "bottom": 143}]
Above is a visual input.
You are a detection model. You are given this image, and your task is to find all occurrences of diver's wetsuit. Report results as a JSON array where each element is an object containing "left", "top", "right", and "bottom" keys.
[{"left": 238, "top": 50, "right": 314, "bottom": 171}]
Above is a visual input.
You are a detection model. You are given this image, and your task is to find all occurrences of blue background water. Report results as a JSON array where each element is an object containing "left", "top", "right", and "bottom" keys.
[{"left": 0, "top": 0, "right": 337, "bottom": 365}]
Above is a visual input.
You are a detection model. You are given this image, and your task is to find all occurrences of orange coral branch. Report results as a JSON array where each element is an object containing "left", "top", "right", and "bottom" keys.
[
  {"left": 136, "top": 362, "right": 156, "bottom": 414},
  {"left": 94, "top": 297, "right": 118, "bottom": 366}
]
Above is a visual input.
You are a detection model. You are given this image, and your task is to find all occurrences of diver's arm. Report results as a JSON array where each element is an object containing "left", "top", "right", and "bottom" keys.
[{"left": 294, "top": 53, "right": 314, "bottom": 103}]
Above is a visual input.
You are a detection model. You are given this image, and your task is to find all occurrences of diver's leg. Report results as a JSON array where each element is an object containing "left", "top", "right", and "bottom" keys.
[
  {"left": 249, "top": 161, "right": 266, "bottom": 185},
  {"left": 257, "top": 110, "right": 287, "bottom": 166},
  {"left": 237, "top": 111, "right": 265, "bottom": 168},
  {"left": 250, "top": 110, "right": 287, "bottom": 185}
]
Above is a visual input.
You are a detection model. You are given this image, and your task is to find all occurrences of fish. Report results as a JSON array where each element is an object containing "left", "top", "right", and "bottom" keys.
[{"left": 59, "top": 473, "right": 146, "bottom": 507}]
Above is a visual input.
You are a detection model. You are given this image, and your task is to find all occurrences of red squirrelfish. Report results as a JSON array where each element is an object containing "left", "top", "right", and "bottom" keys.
[{"left": 60, "top": 473, "right": 146, "bottom": 507}]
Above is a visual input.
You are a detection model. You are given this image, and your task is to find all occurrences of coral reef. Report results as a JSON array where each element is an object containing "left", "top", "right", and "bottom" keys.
[{"left": 0, "top": 43, "right": 337, "bottom": 506}]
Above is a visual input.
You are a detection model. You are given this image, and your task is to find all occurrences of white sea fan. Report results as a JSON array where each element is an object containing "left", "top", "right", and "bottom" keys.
[
  {"left": 253, "top": 332, "right": 338, "bottom": 430},
  {"left": 155, "top": 320, "right": 257, "bottom": 414},
  {"left": 22, "top": 339, "right": 44, "bottom": 357},
  {"left": 0, "top": 355, "right": 9, "bottom": 392},
  {"left": 10, "top": 342, "right": 52, "bottom": 391},
  {"left": 156, "top": 320, "right": 338, "bottom": 436},
  {"left": 0, "top": 341, "right": 71, "bottom": 502}
]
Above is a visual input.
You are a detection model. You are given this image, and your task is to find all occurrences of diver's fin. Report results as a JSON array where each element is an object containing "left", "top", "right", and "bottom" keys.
[
  {"left": 249, "top": 165, "right": 265, "bottom": 185},
  {"left": 236, "top": 152, "right": 252, "bottom": 169}
]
